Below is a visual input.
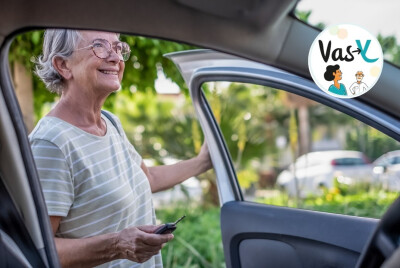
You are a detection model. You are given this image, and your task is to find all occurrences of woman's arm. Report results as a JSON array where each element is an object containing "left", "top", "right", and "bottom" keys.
[
  {"left": 143, "top": 143, "right": 213, "bottom": 193},
  {"left": 50, "top": 216, "right": 173, "bottom": 267}
]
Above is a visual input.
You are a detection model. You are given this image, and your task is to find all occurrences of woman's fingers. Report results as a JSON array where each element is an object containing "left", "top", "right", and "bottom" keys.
[{"left": 116, "top": 225, "right": 173, "bottom": 262}]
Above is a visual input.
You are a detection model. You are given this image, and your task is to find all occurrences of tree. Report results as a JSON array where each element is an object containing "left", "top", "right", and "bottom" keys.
[
  {"left": 377, "top": 34, "right": 400, "bottom": 66},
  {"left": 9, "top": 31, "right": 45, "bottom": 132},
  {"left": 9, "top": 31, "right": 195, "bottom": 130}
]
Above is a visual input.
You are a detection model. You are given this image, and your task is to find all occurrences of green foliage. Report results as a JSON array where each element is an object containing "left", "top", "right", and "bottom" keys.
[
  {"left": 204, "top": 82, "right": 290, "bottom": 170},
  {"left": 258, "top": 186, "right": 399, "bottom": 219},
  {"left": 308, "top": 104, "right": 400, "bottom": 161},
  {"left": 377, "top": 34, "right": 400, "bottom": 66},
  {"left": 119, "top": 35, "right": 196, "bottom": 96},
  {"left": 345, "top": 122, "right": 400, "bottom": 161},
  {"left": 156, "top": 205, "right": 224, "bottom": 268},
  {"left": 294, "top": 9, "right": 325, "bottom": 30},
  {"left": 9, "top": 31, "right": 196, "bottom": 123},
  {"left": 9, "top": 30, "right": 55, "bottom": 121},
  {"left": 301, "top": 189, "right": 398, "bottom": 218},
  {"left": 237, "top": 169, "right": 258, "bottom": 189},
  {"left": 9, "top": 30, "right": 44, "bottom": 69},
  {"left": 112, "top": 89, "right": 201, "bottom": 163}
]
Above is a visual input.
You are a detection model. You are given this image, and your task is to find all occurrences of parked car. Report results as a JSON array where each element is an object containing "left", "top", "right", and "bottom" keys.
[
  {"left": 1, "top": 0, "right": 400, "bottom": 267},
  {"left": 276, "top": 150, "right": 373, "bottom": 197},
  {"left": 373, "top": 150, "right": 400, "bottom": 191}
]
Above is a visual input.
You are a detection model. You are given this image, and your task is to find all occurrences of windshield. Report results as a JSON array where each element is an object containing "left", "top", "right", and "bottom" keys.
[{"left": 295, "top": 0, "right": 400, "bottom": 67}]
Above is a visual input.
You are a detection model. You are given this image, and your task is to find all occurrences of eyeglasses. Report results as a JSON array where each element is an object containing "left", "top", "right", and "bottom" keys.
[{"left": 76, "top": 39, "right": 131, "bottom": 61}]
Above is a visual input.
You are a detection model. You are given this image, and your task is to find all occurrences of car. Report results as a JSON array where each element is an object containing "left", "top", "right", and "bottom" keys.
[
  {"left": 373, "top": 150, "right": 400, "bottom": 191},
  {"left": 1, "top": 0, "right": 400, "bottom": 268},
  {"left": 276, "top": 150, "right": 373, "bottom": 197}
]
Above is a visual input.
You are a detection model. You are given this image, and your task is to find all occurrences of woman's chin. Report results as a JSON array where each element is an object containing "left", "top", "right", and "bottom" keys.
[{"left": 102, "top": 82, "right": 121, "bottom": 92}]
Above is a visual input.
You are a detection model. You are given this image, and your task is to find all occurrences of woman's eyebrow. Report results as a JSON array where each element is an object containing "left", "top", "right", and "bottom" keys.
[
  {"left": 90, "top": 38, "right": 121, "bottom": 45},
  {"left": 91, "top": 38, "right": 106, "bottom": 43}
]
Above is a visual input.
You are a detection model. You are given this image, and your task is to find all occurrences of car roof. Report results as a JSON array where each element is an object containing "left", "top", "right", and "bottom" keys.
[
  {"left": 0, "top": 0, "right": 399, "bottom": 120},
  {"left": 299, "top": 150, "right": 364, "bottom": 160},
  {"left": 379, "top": 150, "right": 400, "bottom": 158}
]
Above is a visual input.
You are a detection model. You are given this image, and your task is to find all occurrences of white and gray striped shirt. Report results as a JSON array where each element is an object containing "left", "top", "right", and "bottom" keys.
[{"left": 29, "top": 111, "right": 162, "bottom": 268}]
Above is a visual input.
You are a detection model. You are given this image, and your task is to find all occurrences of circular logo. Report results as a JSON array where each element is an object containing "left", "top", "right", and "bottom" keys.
[{"left": 308, "top": 24, "right": 383, "bottom": 98}]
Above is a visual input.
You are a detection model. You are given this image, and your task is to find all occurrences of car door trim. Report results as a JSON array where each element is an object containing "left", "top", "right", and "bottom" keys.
[{"left": 0, "top": 35, "right": 60, "bottom": 267}]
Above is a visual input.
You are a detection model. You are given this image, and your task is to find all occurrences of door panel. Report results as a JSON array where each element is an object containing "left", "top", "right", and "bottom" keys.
[{"left": 221, "top": 201, "right": 378, "bottom": 268}]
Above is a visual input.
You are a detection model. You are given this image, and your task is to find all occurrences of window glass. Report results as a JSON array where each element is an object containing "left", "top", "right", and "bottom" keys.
[
  {"left": 203, "top": 81, "right": 400, "bottom": 218},
  {"left": 332, "top": 157, "right": 367, "bottom": 166},
  {"left": 392, "top": 156, "right": 400, "bottom": 165}
]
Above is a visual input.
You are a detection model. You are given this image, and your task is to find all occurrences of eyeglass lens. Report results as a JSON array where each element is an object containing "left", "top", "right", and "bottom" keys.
[{"left": 92, "top": 39, "right": 130, "bottom": 61}]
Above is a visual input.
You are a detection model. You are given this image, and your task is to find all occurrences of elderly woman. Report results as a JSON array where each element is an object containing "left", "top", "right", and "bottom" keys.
[{"left": 29, "top": 30, "right": 212, "bottom": 267}]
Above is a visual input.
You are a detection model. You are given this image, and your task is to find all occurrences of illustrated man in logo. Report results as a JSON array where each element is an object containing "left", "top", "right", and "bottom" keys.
[{"left": 349, "top": 71, "right": 368, "bottom": 95}]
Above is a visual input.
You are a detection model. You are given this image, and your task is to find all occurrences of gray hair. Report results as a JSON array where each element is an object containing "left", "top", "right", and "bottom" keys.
[{"left": 35, "top": 29, "right": 82, "bottom": 94}]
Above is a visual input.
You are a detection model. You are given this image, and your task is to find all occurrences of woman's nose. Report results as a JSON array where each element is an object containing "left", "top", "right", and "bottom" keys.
[{"left": 107, "top": 49, "right": 121, "bottom": 63}]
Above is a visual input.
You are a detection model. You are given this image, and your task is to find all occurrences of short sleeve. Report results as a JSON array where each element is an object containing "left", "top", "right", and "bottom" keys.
[
  {"left": 127, "top": 141, "right": 143, "bottom": 166},
  {"left": 31, "top": 139, "right": 74, "bottom": 217}
]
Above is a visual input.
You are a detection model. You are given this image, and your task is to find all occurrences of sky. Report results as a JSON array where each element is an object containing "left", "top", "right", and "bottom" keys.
[{"left": 296, "top": 0, "right": 400, "bottom": 41}]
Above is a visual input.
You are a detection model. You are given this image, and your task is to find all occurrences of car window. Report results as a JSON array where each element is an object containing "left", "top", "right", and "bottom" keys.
[
  {"left": 332, "top": 157, "right": 368, "bottom": 166},
  {"left": 9, "top": 30, "right": 222, "bottom": 268},
  {"left": 203, "top": 81, "right": 400, "bottom": 218},
  {"left": 392, "top": 156, "right": 400, "bottom": 165}
]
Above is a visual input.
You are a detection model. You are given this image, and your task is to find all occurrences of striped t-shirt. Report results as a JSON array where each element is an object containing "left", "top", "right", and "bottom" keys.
[{"left": 29, "top": 111, "right": 162, "bottom": 268}]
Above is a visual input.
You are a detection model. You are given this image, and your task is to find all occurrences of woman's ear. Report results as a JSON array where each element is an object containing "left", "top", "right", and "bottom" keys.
[{"left": 52, "top": 56, "right": 72, "bottom": 80}]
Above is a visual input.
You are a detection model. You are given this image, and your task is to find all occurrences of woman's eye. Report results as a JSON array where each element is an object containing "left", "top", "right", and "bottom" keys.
[
  {"left": 93, "top": 43, "right": 104, "bottom": 48},
  {"left": 115, "top": 44, "right": 123, "bottom": 52}
]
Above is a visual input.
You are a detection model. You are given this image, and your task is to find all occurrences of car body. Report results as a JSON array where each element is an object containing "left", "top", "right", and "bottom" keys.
[
  {"left": 277, "top": 150, "right": 373, "bottom": 197},
  {"left": 373, "top": 150, "right": 400, "bottom": 191},
  {"left": 1, "top": 0, "right": 400, "bottom": 267}
]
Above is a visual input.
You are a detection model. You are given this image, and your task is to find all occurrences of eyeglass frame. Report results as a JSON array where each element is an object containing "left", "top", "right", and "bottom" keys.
[{"left": 75, "top": 38, "right": 131, "bottom": 62}]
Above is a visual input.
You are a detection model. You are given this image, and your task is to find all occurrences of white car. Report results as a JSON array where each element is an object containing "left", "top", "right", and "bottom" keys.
[
  {"left": 277, "top": 150, "right": 373, "bottom": 197},
  {"left": 373, "top": 150, "right": 400, "bottom": 191}
]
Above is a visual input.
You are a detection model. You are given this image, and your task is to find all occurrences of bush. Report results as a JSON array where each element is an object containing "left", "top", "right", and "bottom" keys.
[
  {"left": 257, "top": 185, "right": 399, "bottom": 219},
  {"left": 156, "top": 205, "right": 224, "bottom": 268}
]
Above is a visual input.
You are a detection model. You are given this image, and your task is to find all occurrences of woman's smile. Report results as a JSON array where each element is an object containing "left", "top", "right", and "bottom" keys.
[{"left": 98, "top": 69, "right": 119, "bottom": 75}]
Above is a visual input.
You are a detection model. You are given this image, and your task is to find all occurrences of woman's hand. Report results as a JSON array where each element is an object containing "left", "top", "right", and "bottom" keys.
[
  {"left": 116, "top": 225, "right": 173, "bottom": 263},
  {"left": 197, "top": 141, "right": 213, "bottom": 172}
]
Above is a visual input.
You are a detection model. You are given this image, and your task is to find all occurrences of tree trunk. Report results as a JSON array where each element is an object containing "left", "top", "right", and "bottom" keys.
[
  {"left": 13, "top": 61, "right": 34, "bottom": 132},
  {"left": 298, "top": 105, "right": 310, "bottom": 156}
]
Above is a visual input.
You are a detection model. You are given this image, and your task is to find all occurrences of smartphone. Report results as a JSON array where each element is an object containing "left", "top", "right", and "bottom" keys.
[{"left": 155, "top": 215, "right": 185, "bottom": 234}]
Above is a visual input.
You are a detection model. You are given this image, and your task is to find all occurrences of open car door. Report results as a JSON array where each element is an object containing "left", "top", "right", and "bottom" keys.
[
  {"left": 167, "top": 49, "right": 400, "bottom": 268},
  {"left": 0, "top": 39, "right": 60, "bottom": 267}
]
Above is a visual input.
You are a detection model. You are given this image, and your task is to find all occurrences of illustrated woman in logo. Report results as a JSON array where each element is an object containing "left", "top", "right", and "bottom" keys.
[
  {"left": 324, "top": 64, "right": 347, "bottom": 96},
  {"left": 349, "top": 71, "right": 368, "bottom": 95}
]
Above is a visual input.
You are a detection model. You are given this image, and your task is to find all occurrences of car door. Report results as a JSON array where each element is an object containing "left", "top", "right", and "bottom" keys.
[
  {"left": 167, "top": 49, "right": 400, "bottom": 267},
  {"left": 0, "top": 37, "right": 60, "bottom": 267}
]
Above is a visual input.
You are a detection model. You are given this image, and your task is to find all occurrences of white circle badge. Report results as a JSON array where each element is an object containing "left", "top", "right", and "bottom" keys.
[{"left": 308, "top": 24, "right": 383, "bottom": 98}]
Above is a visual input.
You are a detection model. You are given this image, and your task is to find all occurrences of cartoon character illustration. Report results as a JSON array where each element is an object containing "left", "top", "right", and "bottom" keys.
[
  {"left": 324, "top": 64, "right": 347, "bottom": 96},
  {"left": 349, "top": 71, "right": 368, "bottom": 95}
]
